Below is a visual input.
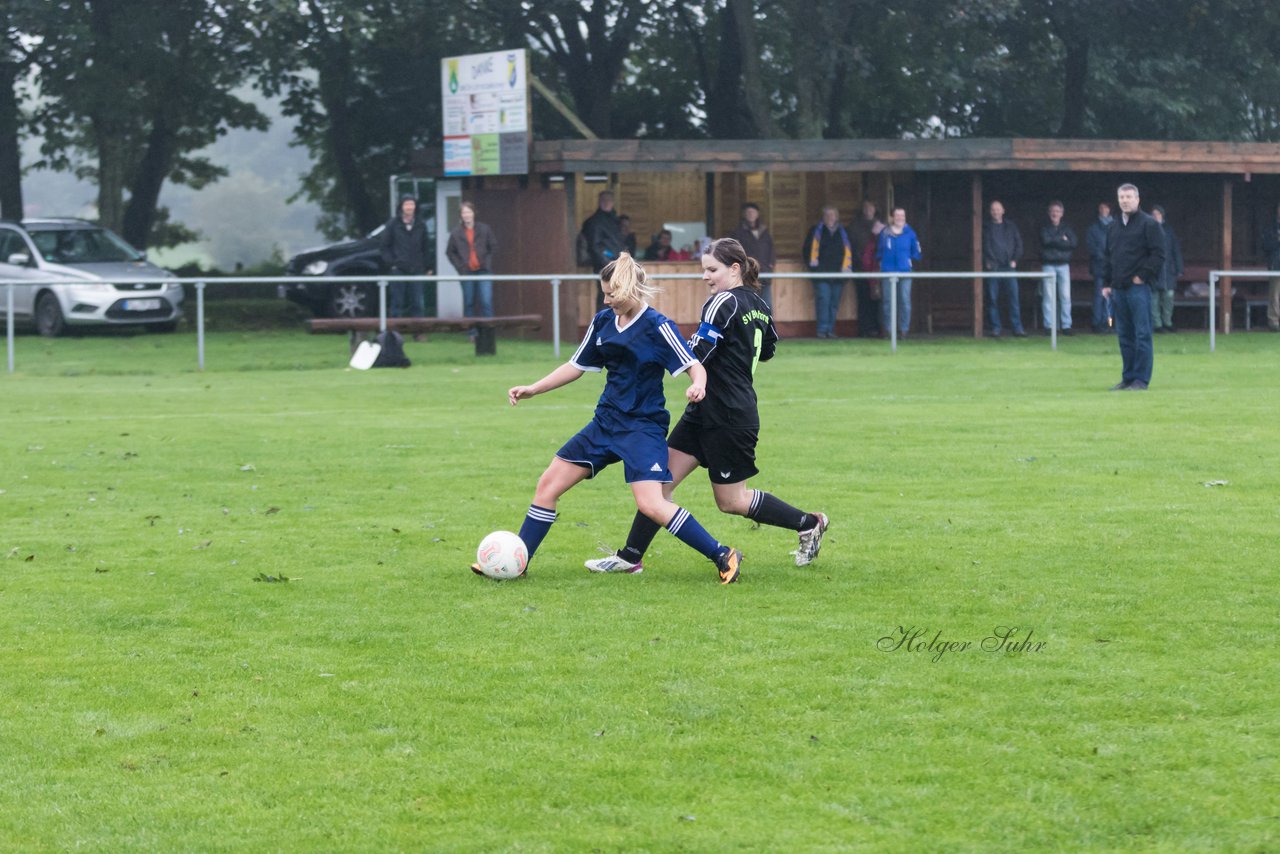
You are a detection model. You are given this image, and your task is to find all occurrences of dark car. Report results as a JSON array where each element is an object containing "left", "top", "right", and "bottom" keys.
[
  {"left": 281, "top": 213, "right": 436, "bottom": 318},
  {"left": 280, "top": 225, "right": 388, "bottom": 319}
]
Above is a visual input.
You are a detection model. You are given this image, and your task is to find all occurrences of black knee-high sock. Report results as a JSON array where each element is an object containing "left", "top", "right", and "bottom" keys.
[
  {"left": 747, "top": 490, "right": 814, "bottom": 531},
  {"left": 618, "top": 511, "right": 661, "bottom": 564}
]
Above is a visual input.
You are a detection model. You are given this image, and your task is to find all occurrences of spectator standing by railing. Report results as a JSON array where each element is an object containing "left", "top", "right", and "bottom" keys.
[
  {"left": 380, "top": 194, "right": 431, "bottom": 322},
  {"left": 1102, "top": 183, "right": 1164, "bottom": 391},
  {"left": 876, "top": 206, "right": 922, "bottom": 340},
  {"left": 1262, "top": 202, "right": 1280, "bottom": 332},
  {"left": 1087, "top": 202, "right": 1114, "bottom": 333},
  {"left": 446, "top": 201, "right": 497, "bottom": 341},
  {"left": 802, "top": 205, "right": 853, "bottom": 339},
  {"left": 1039, "top": 200, "right": 1078, "bottom": 335},
  {"left": 730, "top": 202, "right": 776, "bottom": 307},
  {"left": 582, "top": 190, "right": 625, "bottom": 309},
  {"left": 1150, "top": 205, "right": 1183, "bottom": 334},
  {"left": 618, "top": 214, "right": 638, "bottom": 257},
  {"left": 983, "top": 200, "right": 1025, "bottom": 337},
  {"left": 851, "top": 200, "right": 884, "bottom": 338}
]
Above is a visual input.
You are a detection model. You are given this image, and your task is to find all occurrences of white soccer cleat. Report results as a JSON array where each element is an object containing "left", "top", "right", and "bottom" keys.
[
  {"left": 795, "top": 513, "right": 829, "bottom": 566},
  {"left": 585, "top": 554, "right": 643, "bottom": 574}
]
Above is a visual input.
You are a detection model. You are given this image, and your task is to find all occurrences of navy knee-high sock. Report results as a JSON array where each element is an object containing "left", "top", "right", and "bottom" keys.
[
  {"left": 665, "top": 507, "right": 726, "bottom": 561},
  {"left": 517, "top": 504, "right": 557, "bottom": 560}
]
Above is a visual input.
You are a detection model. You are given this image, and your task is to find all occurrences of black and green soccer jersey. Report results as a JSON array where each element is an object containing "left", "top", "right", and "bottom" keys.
[{"left": 683, "top": 286, "right": 778, "bottom": 429}]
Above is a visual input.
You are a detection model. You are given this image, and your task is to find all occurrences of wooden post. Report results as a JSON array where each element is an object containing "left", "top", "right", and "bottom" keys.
[
  {"left": 972, "top": 172, "right": 984, "bottom": 337},
  {"left": 1221, "top": 179, "right": 1233, "bottom": 334}
]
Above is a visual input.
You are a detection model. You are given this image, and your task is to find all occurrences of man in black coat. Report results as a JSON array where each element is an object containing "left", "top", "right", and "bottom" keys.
[
  {"left": 983, "top": 200, "right": 1026, "bottom": 337},
  {"left": 581, "top": 190, "right": 624, "bottom": 309},
  {"left": 1102, "top": 184, "right": 1165, "bottom": 391},
  {"left": 380, "top": 194, "right": 432, "bottom": 318}
]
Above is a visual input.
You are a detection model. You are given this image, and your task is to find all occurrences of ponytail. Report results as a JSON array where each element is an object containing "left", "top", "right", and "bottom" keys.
[{"left": 601, "top": 252, "right": 660, "bottom": 303}]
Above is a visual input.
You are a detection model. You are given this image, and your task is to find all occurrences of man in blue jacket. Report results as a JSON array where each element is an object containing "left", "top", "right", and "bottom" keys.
[{"left": 1102, "top": 184, "right": 1165, "bottom": 391}]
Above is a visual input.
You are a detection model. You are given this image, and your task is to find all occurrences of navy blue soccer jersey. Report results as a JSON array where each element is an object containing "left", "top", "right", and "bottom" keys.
[
  {"left": 570, "top": 305, "right": 698, "bottom": 432},
  {"left": 684, "top": 286, "right": 778, "bottom": 428}
]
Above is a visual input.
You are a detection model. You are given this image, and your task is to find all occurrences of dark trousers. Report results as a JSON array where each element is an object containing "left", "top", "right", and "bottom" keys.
[
  {"left": 1113, "top": 283, "right": 1153, "bottom": 385},
  {"left": 985, "top": 271, "right": 1023, "bottom": 334},
  {"left": 855, "top": 282, "right": 881, "bottom": 336}
]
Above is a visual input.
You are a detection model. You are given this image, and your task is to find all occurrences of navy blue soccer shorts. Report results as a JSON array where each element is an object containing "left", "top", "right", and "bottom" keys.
[{"left": 556, "top": 420, "right": 672, "bottom": 483}]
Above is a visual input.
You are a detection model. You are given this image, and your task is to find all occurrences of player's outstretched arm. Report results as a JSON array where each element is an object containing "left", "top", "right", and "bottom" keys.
[
  {"left": 684, "top": 362, "right": 707, "bottom": 403},
  {"left": 509, "top": 363, "right": 585, "bottom": 406}
]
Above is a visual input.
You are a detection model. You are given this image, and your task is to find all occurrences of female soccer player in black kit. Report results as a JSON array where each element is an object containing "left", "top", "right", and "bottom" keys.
[{"left": 585, "top": 237, "right": 829, "bottom": 576}]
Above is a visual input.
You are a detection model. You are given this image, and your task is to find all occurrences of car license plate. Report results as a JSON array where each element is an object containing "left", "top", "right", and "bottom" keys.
[{"left": 123, "top": 299, "right": 163, "bottom": 311}]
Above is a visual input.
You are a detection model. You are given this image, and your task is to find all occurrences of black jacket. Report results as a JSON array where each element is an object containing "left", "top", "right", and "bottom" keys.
[
  {"left": 1039, "top": 222, "right": 1078, "bottom": 264},
  {"left": 802, "top": 223, "right": 853, "bottom": 273},
  {"left": 983, "top": 220, "right": 1023, "bottom": 269},
  {"left": 582, "top": 208, "right": 624, "bottom": 270},
  {"left": 1261, "top": 219, "right": 1280, "bottom": 269},
  {"left": 1156, "top": 223, "right": 1184, "bottom": 291},
  {"left": 1103, "top": 209, "right": 1165, "bottom": 289},
  {"left": 379, "top": 215, "right": 431, "bottom": 275}
]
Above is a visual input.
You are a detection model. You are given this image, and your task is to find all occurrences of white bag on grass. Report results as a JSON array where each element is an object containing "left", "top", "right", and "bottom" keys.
[{"left": 349, "top": 340, "right": 381, "bottom": 370}]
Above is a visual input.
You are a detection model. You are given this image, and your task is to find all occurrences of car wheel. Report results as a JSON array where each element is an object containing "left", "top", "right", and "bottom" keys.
[
  {"left": 35, "top": 292, "right": 66, "bottom": 337},
  {"left": 328, "top": 281, "right": 376, "bottom": 318}
]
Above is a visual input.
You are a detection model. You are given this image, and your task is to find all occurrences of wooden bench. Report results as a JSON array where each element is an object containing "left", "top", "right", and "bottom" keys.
[{"left": 307, "top": 315, "right": 542, "bottom": 356}]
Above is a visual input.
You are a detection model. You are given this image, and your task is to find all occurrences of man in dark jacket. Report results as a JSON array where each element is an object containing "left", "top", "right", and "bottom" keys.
[
  {"left": 1262, "top": 202, "right": 1280, "bottom": 332},
  {"left": 581, "top": 190, "right": 624, "bottom": 308},
  {"left": 1150, "top": 206, "right": 1183, "bottom": 333},
  {"left": 1039, "top": 200, "right": 1078, "bottom": 335},
  {"left": 379, "top": 194, "right": 432, "bottom": 319},
  {"left": 1102, "top": 183, "right": 1165, "bottom": 391},
  {"left": 1087, "top": 202, "right": 1114, "bottom": 332},
  {"left": 982, "top": 200, "right": 1025, "bottom": 337},
  {"left": 802, "top": 205, "right": 854, "bottom": 338}
]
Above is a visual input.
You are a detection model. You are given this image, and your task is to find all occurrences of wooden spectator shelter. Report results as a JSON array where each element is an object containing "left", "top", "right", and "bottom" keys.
[{"left": 442, "top": 138, "right": 1280, "bottom": 339}]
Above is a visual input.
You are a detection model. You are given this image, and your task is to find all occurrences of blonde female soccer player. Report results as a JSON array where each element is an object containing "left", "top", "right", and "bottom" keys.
[
  {"left": 472, "top": 252, "right": 744, "bottom": 584},
  {"left": 586, "top": 238, "right": 828, "bottom": 575}
]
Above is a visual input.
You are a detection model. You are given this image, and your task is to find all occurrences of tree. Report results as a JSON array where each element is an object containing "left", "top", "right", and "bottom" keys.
[
  {"left": 260, "top": 0, "right": 472, "bottom": 238},
  {"left": 30, "top": 0, "right": 266, "bottom": 247},
  {"left": 0, "top": 0, "right": 42, "bottom": 220}
]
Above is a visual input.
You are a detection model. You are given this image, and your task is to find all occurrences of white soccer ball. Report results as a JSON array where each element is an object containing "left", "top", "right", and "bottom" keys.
[{"left": 475, "top": 531, "right": 528, "bottom": 580}]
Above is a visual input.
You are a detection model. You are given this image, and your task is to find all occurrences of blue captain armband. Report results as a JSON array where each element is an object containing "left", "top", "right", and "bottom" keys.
[{"left": 694, "top": 321, "right": 724, "bottom": 344}]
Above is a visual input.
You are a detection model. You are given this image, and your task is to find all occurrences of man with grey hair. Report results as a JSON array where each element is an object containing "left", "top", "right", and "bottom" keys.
[{"left": 1101, "top": 183, "right": 1165, "bottom": 390}]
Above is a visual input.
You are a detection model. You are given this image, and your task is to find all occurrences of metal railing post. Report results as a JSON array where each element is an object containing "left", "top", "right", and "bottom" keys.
[
  {"left": 378, "top": 280, "right": 388, "bottom": 332},
  {"left": 1209, "top": 272, "right": 1217, "bottom": 353},
  {"left": 6, "top": 283, "right": 14, "bottom": 374},
  {"left": 551, "top": 278, "right": 561, "bottom": 360},
  {"left": 889, "top": 275, "right": 899, "bottom": 353},
  {"left": 196, "top": 282, "right": 206, "bottom": 371}
]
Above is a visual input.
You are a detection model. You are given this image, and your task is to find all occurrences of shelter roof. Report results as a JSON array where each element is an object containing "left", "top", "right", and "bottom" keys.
[{"left": 530, "top": 138, "right": 1280, "bottom": 175}]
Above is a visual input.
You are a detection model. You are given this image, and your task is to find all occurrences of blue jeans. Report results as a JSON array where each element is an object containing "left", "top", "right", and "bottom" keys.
[
  {"left": 985, "top": 274, "right": 1023, "bottom": 334},
  {"left": 1041, "top": 264, "right": 1071, "bottom": 329},
  {"left": 389, "top": 280, "right": 425, "bottom": 318},
  {"left": 813, "top": 279, "right": 844, "bottom": 336},
  {"left": 1092, "top": 277, "right": 1113, "bottom": 330},
  {"left": 462, "top": 276, "right": 494, "bottom": 318},
  {"left": 879, "top": 276, "right": 912, "bottom": 335},
  {"left": 1113, "top": 283, "right": 1153, "bottom": 385}
]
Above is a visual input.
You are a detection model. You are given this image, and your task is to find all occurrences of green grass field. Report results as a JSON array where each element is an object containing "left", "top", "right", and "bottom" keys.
[{"left": 1, "top": 322, "right": 1277, "bottom": 851}]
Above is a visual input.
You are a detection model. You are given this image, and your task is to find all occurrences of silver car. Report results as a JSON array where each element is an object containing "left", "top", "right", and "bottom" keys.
[{"left": 0, "top": 218, "right": 184, "bottom": 336}]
